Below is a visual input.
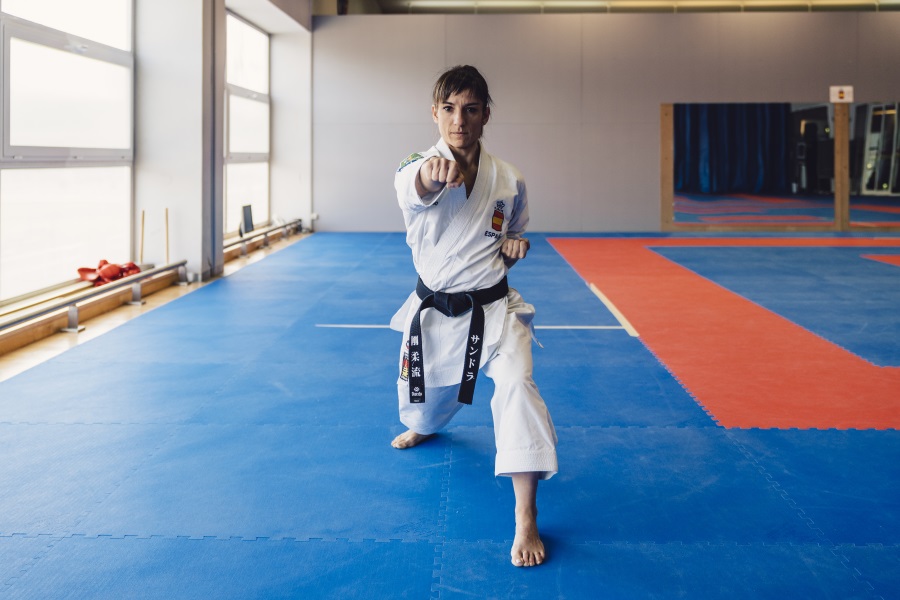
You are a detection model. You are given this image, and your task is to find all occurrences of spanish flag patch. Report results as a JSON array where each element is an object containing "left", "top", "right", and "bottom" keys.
[{"left": 492, "top": 208, "right": 504, "bottom": 231}]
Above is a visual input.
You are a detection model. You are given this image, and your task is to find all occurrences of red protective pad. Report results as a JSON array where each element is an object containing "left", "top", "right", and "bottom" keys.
[{"left": 550, "top": 237, "right": 900, "bottom": 430}]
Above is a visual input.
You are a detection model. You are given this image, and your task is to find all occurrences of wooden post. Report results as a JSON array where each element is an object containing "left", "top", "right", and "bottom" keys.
[
  {"left": 660, "top": 104, "right": 675, "bottom": 230},
  {"left": 834, "top": 103, "right": 850, "bottom": 231}
]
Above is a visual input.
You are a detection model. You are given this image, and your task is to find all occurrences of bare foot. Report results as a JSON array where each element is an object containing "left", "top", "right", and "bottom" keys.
[
  {"left": 391, "top": 430, "right": 434, "bottom": 449},
  {"left": 510, "top": 510, "right": 545, "bottom": 567},
  {"left": 510, "top": 472, "right": 545, "bottom": 567}
]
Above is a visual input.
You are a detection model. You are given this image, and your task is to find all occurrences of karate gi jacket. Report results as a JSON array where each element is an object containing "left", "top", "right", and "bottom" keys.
[{"left": 390, "top": 139, "right": 534, "bottom": 388}]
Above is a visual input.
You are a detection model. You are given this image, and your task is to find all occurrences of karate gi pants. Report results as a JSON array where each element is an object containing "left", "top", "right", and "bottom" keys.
[{"left": 397, "top": 308, "right": 558, "bottom": 480}]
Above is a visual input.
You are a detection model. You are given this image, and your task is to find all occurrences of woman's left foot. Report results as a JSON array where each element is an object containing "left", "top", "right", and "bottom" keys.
[{"left": 510, "top": 512, "right": 545, "bottom": 567}]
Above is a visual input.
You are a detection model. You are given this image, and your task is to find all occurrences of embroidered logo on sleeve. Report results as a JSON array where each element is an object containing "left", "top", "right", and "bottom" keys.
[{"left": 398, "top": 153, "right": 425, "bottom": 172}]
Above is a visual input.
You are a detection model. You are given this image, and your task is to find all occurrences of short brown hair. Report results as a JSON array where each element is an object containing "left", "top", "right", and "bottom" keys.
[{"left": 432, "top": 65, "right": 493, "bottom": 108}]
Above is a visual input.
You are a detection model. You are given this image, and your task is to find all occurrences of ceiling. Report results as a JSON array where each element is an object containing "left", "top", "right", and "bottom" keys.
[{"left": 372, "top": 0, "right": 899, "bottom": 13}]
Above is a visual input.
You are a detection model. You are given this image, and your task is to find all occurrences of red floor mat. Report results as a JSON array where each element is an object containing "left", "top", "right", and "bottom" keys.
[
  {"left": 863, "top": 254, "right": 900, "bottom": 268},
  {"left": 550, "top": 238, "right": 900, "bottom": 430}
]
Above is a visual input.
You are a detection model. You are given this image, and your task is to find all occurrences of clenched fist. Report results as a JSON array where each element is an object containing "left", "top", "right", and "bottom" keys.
[
  {"left": 418, "top": 157, "right": 465, "bottom": 195},
  {"left": 501, "top": 237, "right": 530, "bottom": 260}
]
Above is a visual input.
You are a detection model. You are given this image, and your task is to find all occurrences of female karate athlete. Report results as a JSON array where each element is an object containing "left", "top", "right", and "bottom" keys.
[{"left": 389, "top": 65, "right": 558, "bottom": 568}]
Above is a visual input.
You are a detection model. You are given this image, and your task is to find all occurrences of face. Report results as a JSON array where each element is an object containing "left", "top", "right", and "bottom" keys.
[{"left": 432, "top": 89, "right": 490, "bottom": 154}]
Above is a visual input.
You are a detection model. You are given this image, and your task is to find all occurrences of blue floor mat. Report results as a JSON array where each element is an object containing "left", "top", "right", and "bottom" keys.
[
  {"left": 837, "top": 543, "right": 900, "bottom": 600},
  {"left": 437, "top": 540, "right": 872, "bottom": 600},
  {"left": 0, "top": 361, "right": 242, "bottom": 424},
  {"left": 1, "top": 232, "right": 898, "bottom": 598},
  {"left": 73, "top": 424, "right": 448, "bottom": 541},
  {"left": 3, "top": 537, "right": 438, "bottom": 600},
  {"left": 0, "top": 424, "right": 169, "bottom": 534},
  {"left": 443, "top": 426, "right": 821, "bottom": 545},
  {"left": 729, "top": 429, "right": 900, "bottom": 544}
]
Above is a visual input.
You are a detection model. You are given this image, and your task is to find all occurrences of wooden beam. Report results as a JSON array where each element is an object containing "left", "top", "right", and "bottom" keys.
[
  {"left": 660, "top": 104, "right": 675, "bottom": 231},
  {"left": 833, "top": 102, "right": 850, "bottom": 231}
]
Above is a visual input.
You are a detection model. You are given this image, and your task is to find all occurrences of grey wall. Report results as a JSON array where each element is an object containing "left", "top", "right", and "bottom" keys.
[{"left": 312, "top": 13, "right": 900, "bottom": 232}]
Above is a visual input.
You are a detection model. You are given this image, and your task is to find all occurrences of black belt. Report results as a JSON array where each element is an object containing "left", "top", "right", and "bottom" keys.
[{"left": 407, "top": 276, "right": 509, "bottom": 405}]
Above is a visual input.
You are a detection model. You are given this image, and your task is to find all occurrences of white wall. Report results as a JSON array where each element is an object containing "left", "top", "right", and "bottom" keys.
[
  {"left": 271, "top": 30, "right": 313, "bottom": 228},
  {"left": 135, "top": 0, "right": 311, "bottom": 280},
  {"left": 226, "top": 0, "right": 313, "bottom": 232},
  {"left": 311, "top": 12, "right": 900, "bottom": 232},
  {"left": 135, "top": 0, "right": 224, "bottom": 280}
]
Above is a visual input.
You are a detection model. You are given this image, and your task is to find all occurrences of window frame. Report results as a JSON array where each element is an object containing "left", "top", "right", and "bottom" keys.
[
  {"left": 0, "top": 3, "right": 134, "bottom": 304},
  {"left": 225, "top": 84, "right": 270, "bottom": 163},
  {"left": 1, "top": 0, "right": 133, "bottom": 52},
  {"left": 0, "top": 13, "right": 134, "bottom": 165},
  {"left": 223, "top": 11, "right": 270, "bottom": 238}
]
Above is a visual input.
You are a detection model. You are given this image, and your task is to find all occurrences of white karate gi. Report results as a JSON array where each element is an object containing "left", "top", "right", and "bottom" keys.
[{"left": 390, "top": 139, "right": 558, "bottom": 479}]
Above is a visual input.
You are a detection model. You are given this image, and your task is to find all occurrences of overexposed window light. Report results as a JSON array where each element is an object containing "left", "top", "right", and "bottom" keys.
[
  {"left": 228, "top": 94, "right": 270, "bottom": 155},
  {"left": 226, "top": 14, "right": 269, "bottom": 95},
  {"left": 9, "top": 38, "right": 131, "bottom": 149},
  {"left": 225, "top": 163, "right": 269, "bottom": 234},
  {"left": 0, "top": 167, "right": 131, "bottom": 301},
  {"left": 3, "top": 0, "right": 131, "bottom": 50}
]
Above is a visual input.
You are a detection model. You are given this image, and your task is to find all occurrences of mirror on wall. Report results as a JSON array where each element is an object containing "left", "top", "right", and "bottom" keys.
[
  {"left": 672, "top": 103, "right": 835, "bottom": 228},
  {"left": 667, "top": 102, "right": 900, "bottom": 230},
  {"left": 852, "top": 102, "right": 900, "bottom": 228}
]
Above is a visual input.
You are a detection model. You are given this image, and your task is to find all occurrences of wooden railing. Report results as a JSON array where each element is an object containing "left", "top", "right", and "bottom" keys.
[
  {"left": 224, "top": 219, "right": 303, "bottom": 257},
  {"left": 0, "top": 261, "right": 188, "bottom": 335}
]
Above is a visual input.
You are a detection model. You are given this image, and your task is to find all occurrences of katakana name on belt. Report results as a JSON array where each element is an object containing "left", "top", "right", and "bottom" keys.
[{"left": 407, "top": 277, "right": 508, "bottom": 406}]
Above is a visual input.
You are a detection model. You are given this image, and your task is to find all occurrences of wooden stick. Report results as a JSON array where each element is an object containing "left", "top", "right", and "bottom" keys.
[
  {"left": 165, "top": 208, "right": 170, "bottom": 264},
  {"left": 139, "top": 210, "right": 145, "bottom": 264}
]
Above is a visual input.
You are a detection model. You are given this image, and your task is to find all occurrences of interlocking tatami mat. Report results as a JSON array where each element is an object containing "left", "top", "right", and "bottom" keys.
[{"left": 1, "top": 233, "right": 898, "bottom": 599}]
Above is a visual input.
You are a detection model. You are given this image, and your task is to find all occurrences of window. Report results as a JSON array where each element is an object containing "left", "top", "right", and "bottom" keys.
[
  {"left": 2, "top": 0, "right": 131, "bottom": 51},
  {"left": 225, "top": 163, "right": 269, "bottom": 238},
  {"left": 228, "top": 94, "right": 270, "bottom": 155},
  {"left": 0, "top": 167, "right": 131, "bottom": 299},
  {"left": 0, "top": 1, "right": 133, "bottom": 303},
  {"left": 9, "top": 38, "right": 131, "bottom": 151},
  {"left": 225, "top": 13, "right": 270, "bottom": 236}
]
